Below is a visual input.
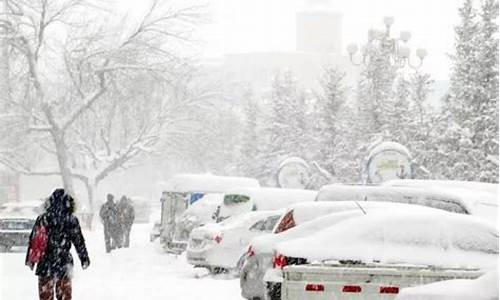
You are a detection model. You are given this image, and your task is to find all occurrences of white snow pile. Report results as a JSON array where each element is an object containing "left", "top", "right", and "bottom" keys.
[
  {"left": 252, "top": 201, "right": 436, "bottom": 254},
  {"left": 161, "top": 173, "right": 260, "bottom": 193},
  {"left": 396, "top": 271, "right": 499, "bottom": 300},
  {"left": 252, "top": 209, "right": 366, "bottom": 254},
  {"left": 276, "top": 209, "right": 498, "bottom": 269}
]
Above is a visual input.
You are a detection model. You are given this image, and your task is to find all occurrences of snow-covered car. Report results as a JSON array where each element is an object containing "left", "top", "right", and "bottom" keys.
[
  {"left": 167, "top": 193, "right": 225, "bottom": 253},
  {"left": 382, "top": 179, "right": 498, "bottom": 225},
  {"left": 315, "top": 183, "right": 498, "bottom": 223},
  {"left": 0, "top": 201, "right": 44, "bottom": 252},
  {"left": 240, "top": 201, "right": 404, "bottom": 300},
  {"left": 219, "top": 187, "right": 317, "bottom": 220},
  {"left": 396, "top": 271, "right": 498, "bottom": 300},
  {"left": 187, "top": 210, "right": 282, "bottom": 273},
  {"left": 159, "top": 174, "right": 260, "bottom": 253},
  {"left": 278, "top": 210, "right": 498, "bottom": 300},
  {"left": 254, "top": 202, "right": 437, "bottom": 300}
]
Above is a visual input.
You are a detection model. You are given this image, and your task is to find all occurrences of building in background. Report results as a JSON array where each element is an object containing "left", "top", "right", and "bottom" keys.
[{"left": 203, "top": 6, "right": 358, "bottom": 93}]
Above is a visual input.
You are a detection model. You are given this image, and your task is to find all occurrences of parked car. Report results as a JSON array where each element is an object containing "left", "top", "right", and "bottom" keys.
[
  {"left": 278, "top": 209, "right": 498, "bottom": 300},
  {"left": 247, "top": 202, "right": 436, "bottom": 300},
  {"left": 159, "top": 174, "right": 260, "bottom": 253},
  {"left": 219, "top": 187, "right": 318, "bottom": 220},
  {"left": 187, "top": 210, "right": 282, "bottom": 273},
  {"left": 0, "top": 201, "right": 44, "bottom": 252},
  {"left": 240, "top": 201, "right": 409, "bottom": 300},
  {"left": 395, "top": 271, "right": 498, "bottom": 300},
  {"left": 315, "top": 183, "right": 498, "bottom": 224},
  {"left": 382, "top": 179, "right": 498, "bottom": 225}
]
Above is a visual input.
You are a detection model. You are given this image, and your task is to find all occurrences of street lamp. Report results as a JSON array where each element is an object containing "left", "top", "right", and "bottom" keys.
[{"left": 347, "top": 16, "right": 427, "bottom": 70}]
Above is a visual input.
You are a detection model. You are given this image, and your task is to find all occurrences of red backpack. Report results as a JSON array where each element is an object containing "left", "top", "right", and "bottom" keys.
[{"left": 28, "top": 223, "right": 48, "bottom": 264}]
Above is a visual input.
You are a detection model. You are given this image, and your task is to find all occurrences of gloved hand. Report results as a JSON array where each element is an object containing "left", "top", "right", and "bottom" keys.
[{"left": 82, "top": 259, "right": 90, "bottom": 270}]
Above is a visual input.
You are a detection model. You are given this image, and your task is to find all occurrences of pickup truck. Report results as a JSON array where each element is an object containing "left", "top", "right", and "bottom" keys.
[{"left": 281, "top": 262, "right": 485, "bottom": 300}]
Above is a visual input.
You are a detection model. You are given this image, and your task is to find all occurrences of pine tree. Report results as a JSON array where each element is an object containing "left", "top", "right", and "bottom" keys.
[
  {"left": 314, "top": 67, "right": 347, "bottom": 176},
  {"left": 239, "top": 88, "right": 261, "bottom": 178},
  {"left": 475, "top": 0, "right": 499, "bottom": 181},
  {"left": 355, "top": 32, "right": 399, "bottom": 140},
  {"left": 261, "top": 71, "right": 309, "bottom": 185},
  {"left": 445, "top": 0, "right": 498, "bottom": 182}
]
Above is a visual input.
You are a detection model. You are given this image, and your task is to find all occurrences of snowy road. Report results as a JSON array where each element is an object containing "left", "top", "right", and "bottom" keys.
[{"left": 0, "top": 224, "right": 243, "bottom": 300}]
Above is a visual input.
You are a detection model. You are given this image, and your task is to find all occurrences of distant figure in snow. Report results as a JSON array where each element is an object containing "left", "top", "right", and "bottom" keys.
[
  {"left": 99, "top": 194, "right": 122, "bottom": 252},
  {"left": 25, "top": 188, "right": 90, "bottom": 300},
  {"left": 118, "top": 196, "right": 135, "bottom": 248}
]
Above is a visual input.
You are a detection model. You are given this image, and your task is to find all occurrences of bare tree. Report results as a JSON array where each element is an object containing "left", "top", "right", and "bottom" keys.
[{"left": 0, "top": 0, "right": 205, "bottom": 213}]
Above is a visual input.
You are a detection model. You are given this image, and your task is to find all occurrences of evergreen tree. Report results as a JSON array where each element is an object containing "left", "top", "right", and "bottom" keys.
[
  {"left": 239, "top": 88, "right": 261, "bottom": 178},
  {"left": 262, "top": 71, "right": 309, "bottom": 185},
  {"left": 314, "top": 67, "right": 348, "bottom": 176},
  {"left": 355, "top": 31, "right": 399, "bottom": 140},
  {"left": 445, "top": 0, "right": 498, "bottom": 182}
]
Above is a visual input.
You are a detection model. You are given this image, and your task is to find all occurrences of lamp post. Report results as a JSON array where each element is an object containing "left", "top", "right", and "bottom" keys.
[{"left": 347, "top": 16, "right": 427, "bottom": 70}]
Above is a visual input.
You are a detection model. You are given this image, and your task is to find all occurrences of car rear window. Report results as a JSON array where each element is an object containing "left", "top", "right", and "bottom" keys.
[{"left": 274, "top": 210, "right": 296, "bottom": 233}]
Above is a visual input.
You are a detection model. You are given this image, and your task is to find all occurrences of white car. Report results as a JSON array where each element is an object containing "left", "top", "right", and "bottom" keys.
[
  {"left": 187, "top": 210, "right": 282, "bottom": 273},
  {"left": 277, "top": 209, "right": 498, "bottom": 300},
  {"left": 240, "top": 201, "right": 417, "bottom": 300},
  {"left": 396, "top": 271, "right": 498, "bottom": 300},
  {"left": 317, "top": 182, "right": 498, "bottom": 224}
]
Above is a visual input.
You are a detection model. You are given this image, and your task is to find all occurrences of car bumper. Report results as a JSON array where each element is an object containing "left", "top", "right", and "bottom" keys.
[{"left": 186, "top": 248, "right": 210, "bottom": 266}]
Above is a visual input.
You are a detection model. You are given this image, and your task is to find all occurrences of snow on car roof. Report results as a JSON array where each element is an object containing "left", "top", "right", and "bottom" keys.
[
  {"left": 252, "top": 201, "right": 436, "bottom": 254},
  {"left": 161, "top": 174, "right": 260, "bottom": 193},
  {"left": 396, "top": 271, "right": 498, "bottom": 300},
  {"left": 383, "top": 179, "right": 498, "bottom": 194},
  {"left": 218, "top": 210, "right": 283, "bottom": 229},
  {"left": 316, "top": 184, "right": 481, "bottom": 216},
  {"left": 382, "top": 179, "right": 498, "bottom": 224},
  {"left": 224, "top": 187, "right": 317, "bottom": 207},
  {"left": 276, "top": 209, "right": 498, "bottom": 269}
]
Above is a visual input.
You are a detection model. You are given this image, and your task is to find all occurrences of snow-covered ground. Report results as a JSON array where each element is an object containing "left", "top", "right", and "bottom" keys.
[{"left": 0, "top": 223, "right": 243, "bottom": 300}]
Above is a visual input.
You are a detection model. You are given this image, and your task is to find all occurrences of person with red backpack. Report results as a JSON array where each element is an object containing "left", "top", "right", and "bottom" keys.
[{"left": 25, "top": 188, "right": 90, "bottom": 300}]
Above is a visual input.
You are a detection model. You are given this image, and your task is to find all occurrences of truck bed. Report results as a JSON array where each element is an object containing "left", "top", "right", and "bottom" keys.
[{"left": 282, "top": 262, "right": 484, "bottom": 300}]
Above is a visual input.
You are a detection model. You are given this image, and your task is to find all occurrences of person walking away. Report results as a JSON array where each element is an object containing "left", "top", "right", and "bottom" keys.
[
  {"left": 99, "top": 194, "right": 121, "bottom": 252},
  {"left": 118, "top": 196, "right": 135, "bottom": 248},
  {"left": 25, "top": 188, "right": 90, "bottom": 300}
]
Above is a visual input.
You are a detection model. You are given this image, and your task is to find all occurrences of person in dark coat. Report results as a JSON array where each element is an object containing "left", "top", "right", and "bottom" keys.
[
  {"left": 25, "top": 188, "right": 90, "bottom": 300},
  {"left": 99, "top": 194, "right": 122, "bottom": 252},
  {"left": 118, "top": 196, "right": 135, "bottom": 248}
]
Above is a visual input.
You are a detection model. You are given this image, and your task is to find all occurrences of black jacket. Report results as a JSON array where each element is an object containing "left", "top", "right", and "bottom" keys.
[{"left": 25, "top": 189, "right": 90, "bottom": 278}]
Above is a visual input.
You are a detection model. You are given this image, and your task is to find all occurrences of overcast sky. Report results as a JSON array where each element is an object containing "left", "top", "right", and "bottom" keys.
[{"left": 116, "top": 0, "right": 463, "bottom": 80}]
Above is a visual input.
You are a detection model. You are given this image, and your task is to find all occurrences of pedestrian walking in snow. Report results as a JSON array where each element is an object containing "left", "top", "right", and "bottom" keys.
[
  {"left": 99, "top": 194, "right": 122, "bottom": 252},
  {"left": 25, "top": 188, "right": 90, "bottom": 300},
  {"left": 118, "top": 196, "right": 135, "bottom": 248}
]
